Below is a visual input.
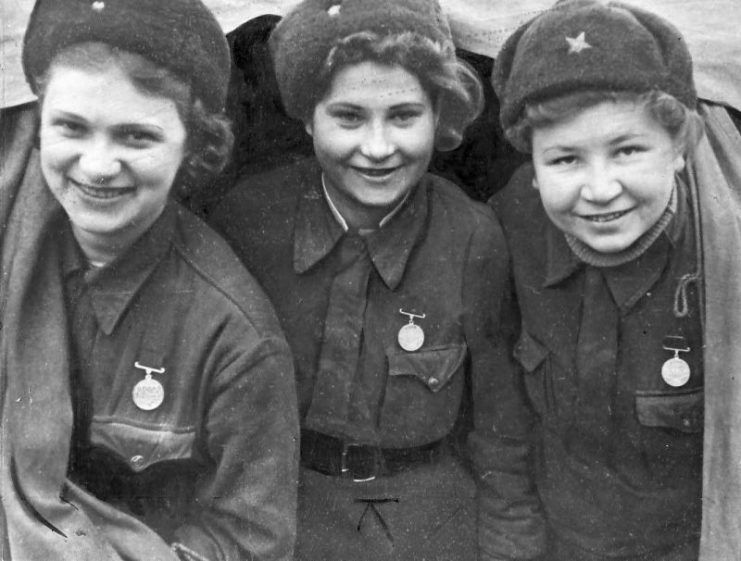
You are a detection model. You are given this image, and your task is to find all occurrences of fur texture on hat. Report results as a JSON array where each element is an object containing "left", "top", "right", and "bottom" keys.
[
  {"left": 23, "top": 0, "right": 230, "bottom": 113},
  {"left": 493, "top": 0, "right": 696, "bottom": 132},
  {"left": 270, "top": 0, "right": 454, "bottom": 121}
]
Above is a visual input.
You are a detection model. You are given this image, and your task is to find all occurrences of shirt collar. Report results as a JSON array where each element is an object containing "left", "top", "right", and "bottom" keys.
[
  {"left": 321, "top": 173, "right": 411, "bottom": 233},
  {"left": 294, "top": 169, "right": 429, "bottom": 290},
  {"left": 63, "top": 203, "right": 177, "bottom": 335},
  {"left": 544, "top": 180, "right": 690, "bottom": 310}
]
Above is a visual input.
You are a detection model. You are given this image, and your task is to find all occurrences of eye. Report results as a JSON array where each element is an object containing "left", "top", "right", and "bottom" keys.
[
  {"left": 615, "top": 144, "right": 646, "bottom": 157},
  {"left": 330, "top": 109, "right": 364, "bottom": 128},
  {"left": 51, "top": 118, "right": 86, "bottom": 137},
  {"left": 118, "top": 127, "right": 160, "bottom": 147},
  {"left": 390, "top": 109, "right": 421, "bottom": 125},
  {"left": 546, "top": 155, "right": 578, "bottom": 167}
]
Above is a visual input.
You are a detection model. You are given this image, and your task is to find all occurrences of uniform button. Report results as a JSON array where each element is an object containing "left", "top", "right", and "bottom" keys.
[
  {"left": 130, "top": 455, "right": 144, "bottom": 467},
  {"left": 428, "top": 377, "right": 440, "bottom": 388},
  {"left": 682, "top": 418, "right": 692, "bottom": 428}
]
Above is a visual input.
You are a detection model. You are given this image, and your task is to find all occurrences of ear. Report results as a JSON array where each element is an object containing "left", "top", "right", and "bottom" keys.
[
  {"left": 304, "top": 121, "right": 314, "bottom": 137},
  {"left": 673, "top": 152, "right": 686, "bottom": 173},
  {"left": 531, "top": 174, "right": 540, "bottom": 191}
]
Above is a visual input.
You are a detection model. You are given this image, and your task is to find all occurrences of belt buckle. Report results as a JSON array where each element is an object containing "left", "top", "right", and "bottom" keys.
[{"left": 340, "top": 442, "right": 378, "bottom": 483}]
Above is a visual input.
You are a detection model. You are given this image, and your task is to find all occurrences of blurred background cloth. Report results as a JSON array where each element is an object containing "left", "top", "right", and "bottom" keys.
[{"left": 2, "top": 0, "right": 740, "bottom": 111}]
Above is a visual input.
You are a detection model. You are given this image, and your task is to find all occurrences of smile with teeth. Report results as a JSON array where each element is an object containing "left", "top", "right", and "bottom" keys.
[
  {"left": 581, "top": 209, "right": 631, "bottom": 223},
  {"left": 71, "top": 178, "right": 135, "bottom": 199},
  {"left": 352, "top": 166, "right": 399, "bottom": 178}
]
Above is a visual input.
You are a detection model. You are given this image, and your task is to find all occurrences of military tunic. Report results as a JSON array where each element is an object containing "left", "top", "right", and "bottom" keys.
[
  {"left": 56, "top": 202, "right": 299, "bottom": 561},
  {"left": 485, "top": 163, "right": 703, "bottom": 560},
  {"left": 212, "top": 158, "right": 510, "bottom": 560}
]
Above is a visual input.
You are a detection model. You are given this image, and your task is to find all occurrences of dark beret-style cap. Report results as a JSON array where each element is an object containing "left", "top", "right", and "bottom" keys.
[
  {"left": 270, "top": 0, "right": 454, "bottom": 121},
  {"left": 493, "top": 0, "right": 696, "bottom": 132},
  {"left": 23, "top": 0, "right": 231, "bottom": 113}
]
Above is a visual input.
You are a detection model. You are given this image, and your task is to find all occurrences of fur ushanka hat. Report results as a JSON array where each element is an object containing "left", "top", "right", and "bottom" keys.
[
  {"left": 493, "top": 0, "right": 696, "bottom": 132},
  {"left": 23, "top": 0, "right": 231, "bottom": 113},
  {"left": 270, "top": 0, "right": 454, "bottom": 121}
]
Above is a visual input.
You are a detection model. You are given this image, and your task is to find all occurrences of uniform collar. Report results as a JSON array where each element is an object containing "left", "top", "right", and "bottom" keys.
[
  {"left": 62, "top": 203, "right": 177, "bottom": 335},
  {"left": 544, "top": 181, "right": 690, "bottom": 311},
  {"left": 293, "top": 168, "right": 429, "bottom": 290}
]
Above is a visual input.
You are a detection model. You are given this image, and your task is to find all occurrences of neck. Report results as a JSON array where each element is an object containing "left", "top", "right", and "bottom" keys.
[
  {"left": 566, "top": 190, "right": 677, "bottom": 268},
  {"left": 322, "top": 174, "right": 404, "bottom": 231},
  {"left": 71, "top": 226, "right": 136, "bottom": 266}
]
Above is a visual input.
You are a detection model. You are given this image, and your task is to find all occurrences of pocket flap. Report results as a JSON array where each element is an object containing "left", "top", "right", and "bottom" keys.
[
  {"left": 514, "top": 331, "right": 549, "bottom": 373},
  {"left": 90, "top": 418, "right": 197, "bottom": 472},
  {"left": 635, "top": 387, "right": 704, "bottom": 434},
  {"left": 388, "top": 344, "right": 467, "bottom": 393}
]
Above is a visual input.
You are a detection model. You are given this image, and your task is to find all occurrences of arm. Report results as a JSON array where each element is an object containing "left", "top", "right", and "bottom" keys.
[
  {"left": 172, "top": 333, "right": 299, "bottom": 561},
  {"left": 463, "top": 212, "right": 546, "bottom": 561}
]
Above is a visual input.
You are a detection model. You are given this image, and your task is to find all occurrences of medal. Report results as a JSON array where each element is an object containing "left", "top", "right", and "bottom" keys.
[
  {"left": 661, "top": 336, "right": 691, "bottom": 387},
  {"left": 132, "top": 361, "right": 166, "bottom": 411},
  {"left": 398, "top": 309, "right": 426, "bottom": 352}
]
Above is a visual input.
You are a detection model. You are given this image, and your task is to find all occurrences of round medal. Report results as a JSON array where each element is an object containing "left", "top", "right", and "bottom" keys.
[
  {"left": 661, "top": 357, "right": 691, "bottom": 387},
  {"left": 398, "top": 323, "right": 424, "bottom": 352},
  {"left": 132, "top": 376, "right": 165, "bottom": 410}
]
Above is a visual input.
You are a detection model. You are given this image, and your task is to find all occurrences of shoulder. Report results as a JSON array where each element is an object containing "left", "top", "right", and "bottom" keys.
[
  {"left": 425, "top": 173, "right": 507, "bottom": 257},
  {"left": 210, "top": 157, "right": 318, "bottom": 230},
  {"left": 489, "top": 163, "right": 549, "bottom": 241},
  {"left": 169, "top": 203, "right": 286, "bottom": 341}
]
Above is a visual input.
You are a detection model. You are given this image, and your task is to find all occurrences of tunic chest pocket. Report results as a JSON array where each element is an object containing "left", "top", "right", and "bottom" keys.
[
  {"left": 90, "top": 418, "right": 198, "bottom": 473},
  {"left": 387, "top": 344, "right": 467, "bottom": 392},
  {"left": 380, "top": 344, "right": 467, "bottom": 440},
  {"left": 635, "top": 387, "right": 703, "bottom": 434},
  {"left": 634, "top": 387, "right": 703, "bottom": 479},
  {"left": 514, "top": 331, "right": 574, "bottom": 422}
]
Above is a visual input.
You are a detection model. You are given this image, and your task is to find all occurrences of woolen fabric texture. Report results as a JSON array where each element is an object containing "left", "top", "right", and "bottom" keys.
[
  {"left": 22, "top": 0, "right": 230, "bottom": 112},
  {"left": 269, "top": 0, "right": 453, "bottom": 120},
  {"left": 493, "top": 0, "right": 697, "bottom": 131}
]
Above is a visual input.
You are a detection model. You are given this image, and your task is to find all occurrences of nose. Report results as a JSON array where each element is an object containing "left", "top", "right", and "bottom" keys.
[
  {"left": 77, "top": 137, "right": 122, "bottom": 183},
  {"left": 580, "top": 160, "right": 622, "bottom": 203},
  {"left": 359, "top": 121, "right": 395, "bottom": 161}
]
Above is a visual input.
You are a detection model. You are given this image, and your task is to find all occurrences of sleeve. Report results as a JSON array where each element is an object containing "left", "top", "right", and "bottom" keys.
[
  {"left": 171, "top": 327, "right": 299, "bottom": 561},
  {"left": 462, "top": 210, "right": 546, "bottom": 561}
]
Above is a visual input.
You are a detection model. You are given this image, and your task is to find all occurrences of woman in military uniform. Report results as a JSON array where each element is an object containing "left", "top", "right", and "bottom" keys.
[
  {"left": 211, "top": 1, "right": 511, "bottom": 559},
  {"left": 1, "top": 1, "right": 298, "bottom": 559}
]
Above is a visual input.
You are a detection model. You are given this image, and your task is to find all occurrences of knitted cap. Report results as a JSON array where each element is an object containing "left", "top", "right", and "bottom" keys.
[
  {"left": 270, "top": 0, "right": 454, "bottom": 120},
  {"left": 493, "top": 0, "right": 696, "bottom": 131},
  {"left": 23, "top": 0, "right": 231, "bottom": 113}
]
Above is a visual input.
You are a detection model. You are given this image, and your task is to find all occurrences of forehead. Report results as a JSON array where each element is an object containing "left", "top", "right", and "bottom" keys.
[
  {"left": 42, "top": 63, "right": 183, "bottom": 126},
  {"left": 533, "top": 100, "right": 671, "bottom": 146},
  {"left": 322, "top": 61, "right": 431, "bottom": 107}
]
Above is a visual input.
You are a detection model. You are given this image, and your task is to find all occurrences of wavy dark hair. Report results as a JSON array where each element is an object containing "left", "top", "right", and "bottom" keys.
[
  {"left": 305, "top": 31, "right": 484, "bottom": 152},
  {"left": 506, "top": 89, "right": 704, "bottom": 156},
  {"left": 33, "top": 42, "right": 234, "bottom": 197}
]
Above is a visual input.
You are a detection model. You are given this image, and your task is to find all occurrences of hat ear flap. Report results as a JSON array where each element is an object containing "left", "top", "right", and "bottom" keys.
[
  {"left": 612, "top": 2, "right": 696, "bottom": 109},
  {"left": 492, "top": 18, "right": 534, "bottom": 131},
  {"left": 491, "top": 20, "right": 530, "bottom": 102}
]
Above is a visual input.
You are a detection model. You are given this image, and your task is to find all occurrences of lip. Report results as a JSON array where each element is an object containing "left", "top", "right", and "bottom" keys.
[
  {"left": 579, "top": 208, "right": 633, "bottom": 223},
  {"left": 351, "top": 165, "right": 401, "bottom": 180},
  {"left": 70, "top": 178, "right": 136, "bottom": 200}
]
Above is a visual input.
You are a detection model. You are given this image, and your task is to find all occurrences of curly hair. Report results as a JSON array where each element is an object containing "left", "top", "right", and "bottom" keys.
[
  {"left": 304, "top": 31, "right": 484, "bottom": 152},
  {"left": 33, "top": 42, "right": 234, "bottom": 197},
  {"left": 506, "top": 89, "right": 704, "bottom": 156}
]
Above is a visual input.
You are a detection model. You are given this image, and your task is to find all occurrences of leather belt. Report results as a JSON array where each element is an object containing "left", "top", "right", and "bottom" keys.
[{"left": 300, "top": 429, "right": 445, "bottom": 482}]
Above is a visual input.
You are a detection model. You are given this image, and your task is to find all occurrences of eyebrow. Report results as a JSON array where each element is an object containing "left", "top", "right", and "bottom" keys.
[
  {"left": 325, "top": 101, "right": 427, "bottom": 111},
  {"left": 608, "top": 133, "right": 644, "bottom": 145}
]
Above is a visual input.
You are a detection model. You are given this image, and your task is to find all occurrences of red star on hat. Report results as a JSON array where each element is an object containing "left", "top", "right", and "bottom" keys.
[{"left": 566, "top": 32, "right": 592, "bottom": 53}]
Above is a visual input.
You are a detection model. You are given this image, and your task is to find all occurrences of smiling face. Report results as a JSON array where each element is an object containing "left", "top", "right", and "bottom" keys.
[
  {"left": 39, "top": 58, "right": 187, "bottom": 262},
  {"left": 306, "top": 61, "right": 437, "bottom": 229},
  {"left": 531, "top": 100, "right": 685, "bottom": 254}
]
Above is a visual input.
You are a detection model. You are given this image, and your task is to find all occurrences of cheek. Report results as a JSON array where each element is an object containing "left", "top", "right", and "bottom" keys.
[
  {"left": 312, "top": 128, "right": 356, "bottom": 163},
  {"left": 396, "top": 128, "right": 435, "bottom": 165},
  {"left": 39, "top": 136, "right": 74, "bottom": 178}
]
